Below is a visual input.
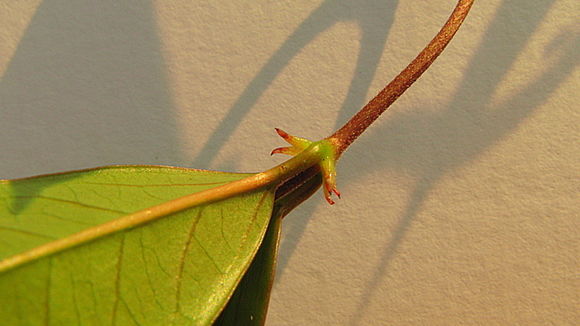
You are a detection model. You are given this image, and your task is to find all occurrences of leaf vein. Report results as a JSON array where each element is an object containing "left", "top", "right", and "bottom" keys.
[
  {"left": 70, "top": 272, "right": 82, "bottom": 326},
  {"left": 137, "top": 234, "right": 165, "bottom": 311},
  {"left": 11, "top": 195, "right": 127, "bottom": 215},
  {"left": 174, "top": 208, "right": 203, "bottom": 314},
  {"left": 40, "top": 210, "right": 95, "bottom": 226},
  {"left": 220, "top": 208, "right": 234, "bottom": 253},
  {"left": 193, "top": 234, "right": 224, "bottom": 275},
  {"left": 0, "top": 226, "right": 56, "bottom": 240},
  {"left": 111, "top": 234, "right": 125, "bottom": 326},
  {"left": 237, "top": 191, "right": 270, "bottom": 254},
  {"left": 120, "top": 297, "right": 142, "bottom": 326},
  {"left": 44, "top": 258, "right": 52, "bottom": 326}
]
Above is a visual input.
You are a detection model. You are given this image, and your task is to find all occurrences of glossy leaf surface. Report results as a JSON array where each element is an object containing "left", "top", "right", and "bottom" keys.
[{"left": 0, "top": 166, "right": 276, "bottom": 325}]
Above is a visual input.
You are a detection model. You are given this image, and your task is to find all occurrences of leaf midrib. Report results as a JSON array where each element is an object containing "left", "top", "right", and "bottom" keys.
[{"left": 0, "top": 144, "right": 323, "bottom": 273}]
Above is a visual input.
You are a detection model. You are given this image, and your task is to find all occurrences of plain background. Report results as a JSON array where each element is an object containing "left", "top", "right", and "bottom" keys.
[{"left": 1, "top": 1, "right": 578, "bottom": 325}]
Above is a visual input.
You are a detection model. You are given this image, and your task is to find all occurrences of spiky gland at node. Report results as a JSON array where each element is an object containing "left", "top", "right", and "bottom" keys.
[{"left": 271, "top": 128, "right": 341, "bottom": 205}]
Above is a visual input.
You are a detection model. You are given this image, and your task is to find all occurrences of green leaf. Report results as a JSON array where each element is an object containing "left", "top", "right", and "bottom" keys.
[
  {"left": 0, "top": 138, "right": 329, "bottom": 325},
  {"left": 214, "top": 212, "right": 282, "bottom": 326},
  {"left": 0, "top": 165, "right": 276, "bottom": 325},
  {"left": 215, "top": 168, "right": 323, "bottom": 326}
]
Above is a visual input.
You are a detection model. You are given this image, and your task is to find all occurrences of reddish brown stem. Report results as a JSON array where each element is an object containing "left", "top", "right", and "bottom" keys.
[{"left": 329, "top": 0, "right": 475, "bottom": 156}]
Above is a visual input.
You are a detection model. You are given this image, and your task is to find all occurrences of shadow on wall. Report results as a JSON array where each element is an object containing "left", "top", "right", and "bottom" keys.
[
  {"left": 1, "top": 1, "right": 576, "bottom": 323},
  {"left": 191, "top": 0, "right": 400, "bottom": 168},
  {"left": 0, "top": 0, "right": 180, "bottom": 178},
  {"left": 187, "top": 1, "right": 401, "bottom": 286},
  {"left": 345, "top": 0, "right": 578, "bottom": 324}
]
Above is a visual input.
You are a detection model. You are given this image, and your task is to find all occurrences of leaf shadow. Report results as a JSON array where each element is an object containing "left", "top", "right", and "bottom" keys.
[
  {"left": 191, "top": 0, "right": 399, "bottom": 168},
  {"left": 0, "top": 1, "right": 179, "bottom": 210},
  {"left": 184, "top": 0, "right": 401, "bottom": 282},
  {"left": 342, "top": 0, "right": 577, "bottom": 323},
  {"left": 4, "top": 172, "right": 81, "bottom": 215}
]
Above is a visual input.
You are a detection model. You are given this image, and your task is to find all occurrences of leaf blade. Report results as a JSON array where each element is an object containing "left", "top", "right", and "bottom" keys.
[
  {"left": 214, "top": 211, "right": 282, "bottom": 326},
  {"left": 0, "top": 165, "right": 250, "bottom": 260},
  {"left": 214, "top": 168, "right": 324, "bottom": 326},
  {"left": 0, "top": 165, "right": 276, "bottom": 325}
]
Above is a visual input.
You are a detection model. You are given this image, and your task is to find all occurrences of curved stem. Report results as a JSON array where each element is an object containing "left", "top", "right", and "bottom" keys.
[
  {"left": 329, "top": 0, "right": 475, "bottom": 156},
  {"left": 0, "top": 0, "right": 477, "bottom": 271}
]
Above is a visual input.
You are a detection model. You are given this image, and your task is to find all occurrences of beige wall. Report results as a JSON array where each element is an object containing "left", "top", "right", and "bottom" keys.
[{"left": 1, "top": 0, "right": 578, "bottom": 324}]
